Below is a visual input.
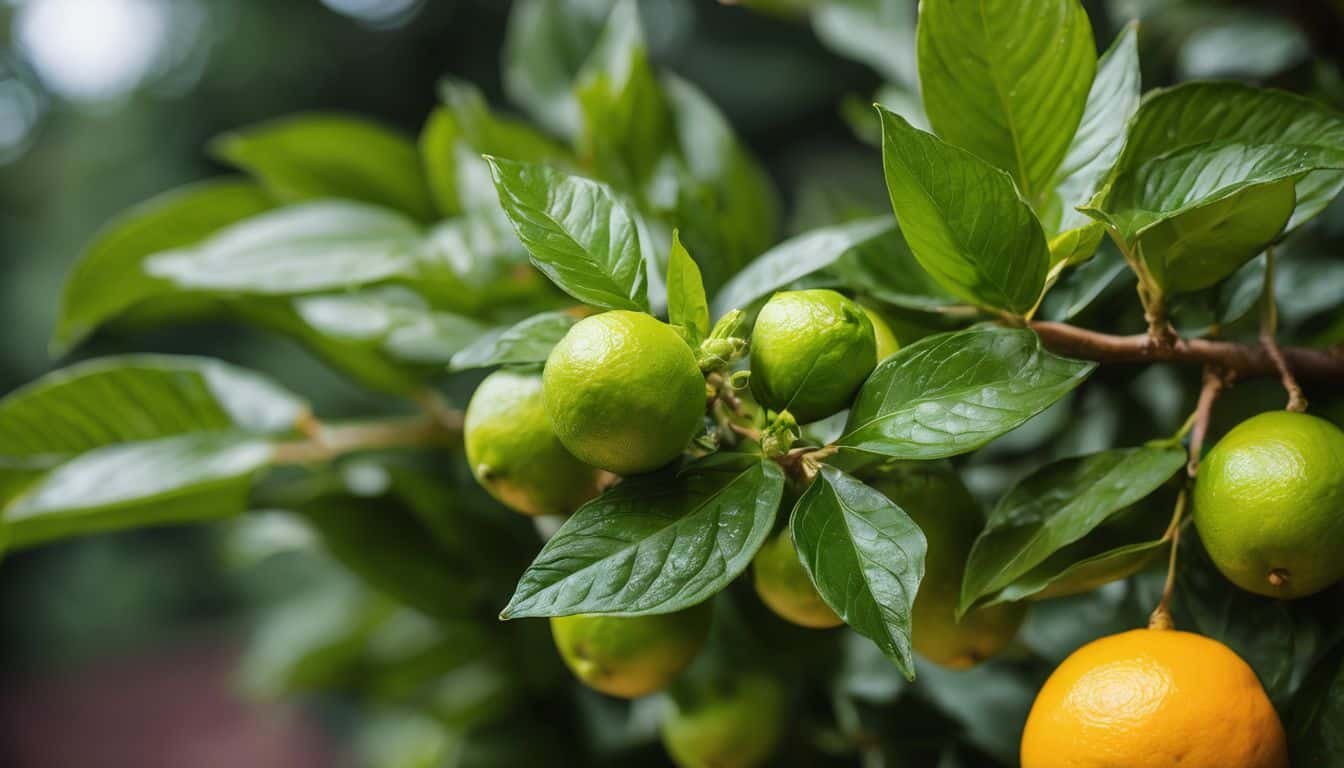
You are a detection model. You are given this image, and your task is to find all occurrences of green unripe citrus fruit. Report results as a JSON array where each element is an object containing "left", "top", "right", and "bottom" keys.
[
  {"left": 662, "top": 674, "right": 786, "bottom": 768},
  {"left": 1194, "top": 410, "right": 1344, "bottom": 598},
  {"left": 869, "top": 464, "right": 1026, "bottom": 668},
  {"left": 749, "top": 289, "right": 876, "bottom": 423},
  {"left": 550, "top": 603, "right": 712, "bottom": 698},
  {"left": 752, "top": 529, "right": 843, "bottom": 629},
  {"left": 861, "top": 305, "right": 901, "bottom": 361},
  {"left": 464, "top": 370, "right": 602, "bottom": 517},
  {"left": 543, "top": 310, "right": 706, "bottom": 476}
]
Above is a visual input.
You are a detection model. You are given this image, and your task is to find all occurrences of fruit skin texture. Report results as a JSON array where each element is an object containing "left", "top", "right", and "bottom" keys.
[
  {"left": 463, "top": 370, "right": 602, "bottom": 517},
  {"left": 1193, "top": 410, "right": 1344, "bottom": 598},
  {"left": 543, "top": 310, "right": 706, "bottom": 476},
  {"left": 550, "top": 603, "right": 712, "bottom": 699},
  {"left": 752, "top": 529, "right": 843, "bottom": 629},
  {"left": 861, "top": 305, "right": 901, "bottom": 361},
  {"left": 662, "top": 674, "right": 785, "bottom": 768},
  {"left": 749, "top": 289, "right": 877, "bottom": 423},
  {"left": 868, "top": 464, "right": 1026, "bottom": 668},
  {"left": 1020, "top": 629, "right": 1288, "bottom": 768}
]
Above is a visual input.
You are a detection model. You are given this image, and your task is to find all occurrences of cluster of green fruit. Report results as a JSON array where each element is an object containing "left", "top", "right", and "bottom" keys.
[{"left": 464, "top": 287, "right": 1344, "bottom": 768}]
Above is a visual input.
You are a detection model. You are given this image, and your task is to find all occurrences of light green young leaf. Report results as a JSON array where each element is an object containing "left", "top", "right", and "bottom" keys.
[
  {"left": 666, "top": 231, "right": 710, "bottom": 345},
  {"left": 839, "top": 327, "right": 1094, "bottom": 459},
  {"left": 1044, "top": 22, "right": 1141, "bottom": 236},
  {"left": 54, "top": 179, "right": 273, "bottom": 353},
  {"left": 449, "top": 310, "right": 579, "bottom": 372},
  {"left": 917, "top": 0, "right": 1096, "bottom": 203},
  {"left": 960, "top": 445, "right": 1186, "bottom": 614},
  {"left": 500, "top": 459, "right": 784, "bottom": 618},
  {"left": 792, "top": 465, "right": 926, "bottom": 679},
  {"left": 486, "top": 157, "right": 649, "bottom": 311},
  {"left": 213, "top": 114, "right": 436, "bottom": 222},
  {"left": 812, "top": 0, "right": 918, "bottom": 87},
  {"left": 877, "top": 108, "right": 1050, "bottom": 316}
]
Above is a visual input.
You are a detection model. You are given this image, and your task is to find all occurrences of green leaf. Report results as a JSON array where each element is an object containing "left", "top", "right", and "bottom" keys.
[
  {"left": 574, "top": 0, "right": 674, "bottom": 188},
  {"left": 502, "top": 0, "right": 612, "bottom": 138},
  {"left": 917, "top": 0, "right": 1096, "bottom": 203},
  {"left": 1044, "top": 22, "right": 1141, "bottom": 236},
  {"left": 1041, "top": 247, "right": 1130, "bottom": 321},
  {"left": 213, "top": 114, "right": 436, "bottom": 222},
  {"left": 289, "top": 287, "right": 486, "bottom": 366},
  {"left": 877, "top": 108, "right": 1050, "bottom": 316},
  {"left": 825, "top": 226, "right": 962, "bottom": 313},
  {"left": 500, "top": 459, "right": 784, "bottom": 618},
  {"left": 54, "top": 179, "right": 273, "bottom": 353},
  {"left": 1291, "top": 640, "right": 1344, "bottom": 765},
  {"left": 1091, "top": 82, "right": 1344, "bottom": 232},
  {"left": 960, "top": 445, "right": 1186, "bottom": 613},
  {"left": 486, "top": 157, "right": 649, "bottom": 311},
  {"left": 420, "top": 79, "right": 572, "bottom": 217},
  {"left": 449, "top": 311, "right": 577, "bottom": 372},
  {"left": 0, "top": 356, "right": 305, "bottom": 549},
  {"left": 144, "top": 201, "right": 427, "bottom": 295},
  {"left": 1047, "top": 222, "right": 1106, "bottom": 271},
  {"left": 839, "top": 327, "right": 1094, "bottom": 459},
  {"left": 6, "top": 434, "right": 273, "bottom": 550},
  {"left": 791, "top": 465, "right": 926, "bottom": 679},
  {"left": 711, "top": 217, "right": 898, "bottom": 317},
  {"left": 666, "top": 231, "right": 710, "bottom": 345}
]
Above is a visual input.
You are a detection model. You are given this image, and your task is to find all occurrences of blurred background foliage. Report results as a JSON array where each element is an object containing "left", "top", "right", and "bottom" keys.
[{"left": 1, "top": 1, "right": 1344, "bottom": 766}]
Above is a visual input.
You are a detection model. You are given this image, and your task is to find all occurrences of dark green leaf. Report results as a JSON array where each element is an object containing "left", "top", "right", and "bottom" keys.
[
  {"left": 960, "top": 445, "right": 1185, "bottom": 613},
  {"left": 877, "top": 109, "right": 1050, "bottom": 316},
  {"left": 213, "top": 114, "right": 436, "bottom": 221},
  {"left": 500, "top": 460, "right": 784, "bottom": 618},
  {"left": 486, "top": 157, "right": 649, "bottom": 311},
  {"left": 917, "top": 0, "right": 1096, "bottom": 204},
  {"left": 1291, "top": 640, "right": 1344, "bottom": 765},
  {"left": 839, "top": 327, "right": 1094, "bottom": 459},
  {"left": 1041, "top": 246, "right": 1130, "bottom": 322},
  {"left": 667, "top": 230, "right": 710, "bottom": 345},
  {"left": 791, "top": 465, "right": 926, "bottom": 679},
  {"left": 449, "top": 311, "right": 578, "bottom": 372},
  {"left": 825, "top": 223, "right": 961, "bottom": 313},
  {"left": 1044, "top": 23, "right": 1141, "bottom": 236},
  {"left": 711, "top": 217, "right": 898, "bottom": 317},
  {"left": 54, "top": 179, "right": 273, "bottom": 353},
  {"left": 144, "top": 201, "right": 427, "bottom": 294}
]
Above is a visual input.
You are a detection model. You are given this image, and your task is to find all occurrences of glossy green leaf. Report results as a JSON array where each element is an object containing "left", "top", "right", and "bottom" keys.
[
  {"left": 917, "top": 0, "right": 1096, "bottom": 203},
  {"left": 877, "top": 108, "right": 1049, "bottom": 316},
  {"left": 289, "top": 287, "right": 486, "bottom": 366},
  {"left": 960, "top": 445, "right": 1186, "bottom": 613},
  {"left": 666, "top": 231, "right": 710, "bottom": 345},
  {"left": 500, "top": 459, "right": 784, "bottom": 618},
  {"left": 144, "top": 201, "right": 426, "bottom": 294},
  {"left": 213, "top": 114, "right": 436, "bottom": 221},
  {"left": 0, "top": 356, "right": 304, "bottom": 550},
  {"left": 791, "top": 465, "right": 926, "bottom": 679},
  {"left": 712, "top": 217, "right": 898, "bottom": 316},
  {"left": 6, "top": 433, "right": 272, "bottom": 549},
  {"left": 449, "top": 311, "right": 577, "bottom": 372},
  {"left": 574, "top": 0, "right": 673, "bottom": 187},
  {"left": 486, "top": 157, "right": 649, "bottom": 311},
  {"left": 1044, "top": 23, "right": 1141, "bottom": 236},
  {"left": 1041, "top": 246, "right": 1129, "bottom": 321},
  {"left": 812, "top": 0, "right": 917, "bottom": 86},
  {"left": 825, "top": 225, "right": 961, "bottom": 313},
  {"left": 839, "top": 327, "right": 1094, "bottom": 459},
  {"left": 54, "top": 179, "right": 273, "bottom": 353},
  {"left": 1091, "top": 81, "right": 1344, "bottom": 232}
]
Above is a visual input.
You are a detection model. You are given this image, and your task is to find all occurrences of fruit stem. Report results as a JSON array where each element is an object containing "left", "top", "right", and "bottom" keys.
[
  {"left": 1259, "top": 249, "right": 1308, "bottom": 413},
  {"left": 1149, "top": 486, "right": 1189, "bottom": 631},
  {"left": 272, "top": 415, "right": 460, "bottom": 465}
]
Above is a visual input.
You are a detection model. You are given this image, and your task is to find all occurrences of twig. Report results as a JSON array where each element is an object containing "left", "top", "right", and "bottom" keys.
[
  {"left": 1148, "top": 486, "right": 1189, "bottom": 632},
  {"left": 272, "top": 416, "right": 459, "bottom": 465},
  {"left": 1030, "top": 321, "right": 1344, "bottom": 380},
  {"left": 1186, "top": 366, "right": 1229, "bottom": 478},
  {"left": 1259, "top": 250, "right": 1308, "bottom": 412}
]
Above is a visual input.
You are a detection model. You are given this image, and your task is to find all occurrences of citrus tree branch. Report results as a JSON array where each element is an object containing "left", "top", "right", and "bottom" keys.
[
  {"left": 1259, "top": 250, "right": 1308, "bottom": 412},
  {"left": 272, "top": 415, "right": 461, "bottom": 465},
  {"left": 1029, "top": 321, "right": 1344, "bottom": 381}
]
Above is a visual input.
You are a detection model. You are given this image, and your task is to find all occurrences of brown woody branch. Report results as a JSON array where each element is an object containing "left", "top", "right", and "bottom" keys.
[{"left": 1029, "top": 321, "right": 1344, "bottom": 381}]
